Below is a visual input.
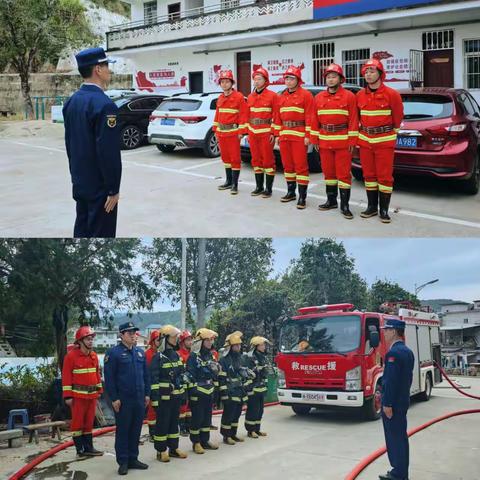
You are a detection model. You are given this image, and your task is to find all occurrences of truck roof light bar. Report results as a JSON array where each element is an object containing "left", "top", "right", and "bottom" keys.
[{"left": 297, "top": 303, "right": 354, "bottom": 315}]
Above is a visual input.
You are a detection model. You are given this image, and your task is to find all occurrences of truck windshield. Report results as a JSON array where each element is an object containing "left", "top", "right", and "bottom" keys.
[{"left": 280, "top": 315, "right": 361, "bottom": 354}]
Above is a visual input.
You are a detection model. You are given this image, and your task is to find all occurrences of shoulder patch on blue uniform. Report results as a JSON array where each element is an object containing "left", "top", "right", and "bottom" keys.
[
  {"left": 107, "top": 115, "right": 117, "bottom": 128},
  {"left": 104, "top": 354, "right": 109, "bottom": 363}
]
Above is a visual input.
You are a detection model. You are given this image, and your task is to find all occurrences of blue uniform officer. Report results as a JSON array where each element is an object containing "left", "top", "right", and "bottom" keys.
[
  {"left": 379, "top": 319, "right": 415, "bottom": 480},
  {"left": 104, "top": 322, "right": 150, "bottom": 475},
  {"left": 63, "top": 47, "right": 122, "bottom": 238}
]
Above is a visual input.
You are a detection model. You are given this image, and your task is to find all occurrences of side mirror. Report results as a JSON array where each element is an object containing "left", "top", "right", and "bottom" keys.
[{"left": 370, "top": 331, "right": 380, "bottom": 349}]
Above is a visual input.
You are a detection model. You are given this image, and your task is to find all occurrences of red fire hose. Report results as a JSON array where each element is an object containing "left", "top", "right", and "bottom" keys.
[
  {"left": 8, "top": 401, "right": 279, "bottom": 480},
  {"left": 344, "top": 362, "right": 480, "bottom": 480}
]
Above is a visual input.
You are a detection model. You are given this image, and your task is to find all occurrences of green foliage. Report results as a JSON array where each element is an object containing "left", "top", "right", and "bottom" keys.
[
  {"left": 369, "top": 279, "right": 420, "bottom": 311},
  {"left": 90, "top": 0, "right": 131, "bottom": 16}
]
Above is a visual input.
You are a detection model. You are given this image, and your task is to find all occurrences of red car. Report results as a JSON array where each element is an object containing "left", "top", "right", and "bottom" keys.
[{"left": 352, "top": 88, "right": 480, "bottom": 194}]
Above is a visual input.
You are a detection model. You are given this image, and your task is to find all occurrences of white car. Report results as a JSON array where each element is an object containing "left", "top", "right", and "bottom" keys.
[{"left": 148, "top": 93, "right": 220, "bottom": 157}]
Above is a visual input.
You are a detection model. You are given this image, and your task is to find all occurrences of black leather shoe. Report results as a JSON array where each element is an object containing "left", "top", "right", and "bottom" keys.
[
  {"left": 128, "top": 459, "right": 148, "bottom": 470},
  {"left": 118, "top": 464, "right": 128, "bottom": 475}
]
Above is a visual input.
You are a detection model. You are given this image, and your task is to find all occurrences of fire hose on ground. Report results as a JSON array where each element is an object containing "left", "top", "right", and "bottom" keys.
[
  {"left": 344, "top": 361, "right": 480, "bottom": 480},
  {"left": 8, "top": 401, "right": 280, "bottom": 480}
]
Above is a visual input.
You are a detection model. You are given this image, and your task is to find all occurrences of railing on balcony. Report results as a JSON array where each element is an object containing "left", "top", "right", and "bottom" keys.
[{"left": 107, "top": 0, "right": 312, "bottom": 49}]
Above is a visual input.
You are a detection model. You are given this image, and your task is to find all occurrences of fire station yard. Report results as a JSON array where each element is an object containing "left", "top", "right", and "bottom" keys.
[
  {"left": 1, "top": 121, "right": 479, "bottom": 237},
  {"left": 4, "top": 377, "right": 479, "bottom": 480}
]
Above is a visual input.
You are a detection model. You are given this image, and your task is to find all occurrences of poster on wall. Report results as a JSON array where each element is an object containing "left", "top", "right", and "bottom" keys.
[
  {"left": 313, "top": 0, "right": 441, "bottom": 21},
  {"left": 253, "top": 57, "right": 307, "bottom": 85},
  {"left": 373, "top": 50, "right": 410, "bottom": 83},
  {"left": 134, "top": 62, "right": 188, "bottom": 92},
  {"left": 208, "top": 64, "right": 233, "bottom": 89}
]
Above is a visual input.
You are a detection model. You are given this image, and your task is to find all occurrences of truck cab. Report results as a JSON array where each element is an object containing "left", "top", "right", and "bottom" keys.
[{"left": 275, "top": 303, "right": 441, "bottom": 420}]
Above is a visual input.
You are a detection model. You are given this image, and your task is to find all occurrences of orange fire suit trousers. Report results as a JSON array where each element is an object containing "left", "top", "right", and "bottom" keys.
[
  {"left": 218, "top": 136, "right": 241, "bottom": 171},
  {"left": 320, "top": 149, "right": 352, "bottom": 189},
  {"left": 70, "top": 398, "right": 97, "bottom": 437},
  {"left": 359, "top": 147, "right": 394, "bottom": 193},
  {"left": 249, "top": 135, "right": 275, "bottom": 176},
  {"left": 279, "top": 140, "right": 309, "bottom": 185}
]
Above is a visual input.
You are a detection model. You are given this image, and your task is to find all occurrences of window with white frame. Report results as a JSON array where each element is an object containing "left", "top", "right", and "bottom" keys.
[
  {"left": 422, "top": 29, "right": 454, "bottom": 51},
  {"left": 144, "top": 1, "right": 158, "bottom": 24},
  {"left": 221, "top": 0, "right": 240, "bottom": 10},
  {"left": 464, "top": 39, "right": 480, "bottom": 89},
  {"left": 312, "top": 42, "right": 335, "bottom": 86},
  {"left": 342, "top": 48, "right": 370, "bottom": 86}
]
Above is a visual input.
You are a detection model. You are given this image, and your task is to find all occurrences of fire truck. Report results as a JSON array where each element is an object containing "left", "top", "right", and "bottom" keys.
[{"left": 275, "top": 303, "right": 442, "bottom": 420}]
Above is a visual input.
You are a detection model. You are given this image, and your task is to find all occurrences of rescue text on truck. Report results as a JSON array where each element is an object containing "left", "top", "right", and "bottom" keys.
[{"left": 275, "top": 303, "right": 441, "bottom": 420}]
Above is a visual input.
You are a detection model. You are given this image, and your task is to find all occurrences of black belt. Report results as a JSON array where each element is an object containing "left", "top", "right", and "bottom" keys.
[
  {"left": 320, "top": 123, "right": 348, "bottom": 132},
  {"left": 283, "top": 120, "right": 305, "bottom": 128},
  {"left": 250, "top": 118, "right": 272, "bottom": 125},
  {"left": 73, "top": 384, "right": 98, "bottom": 393},
  {"left": 360, "top": 125, "right": 393, "bottom": 135},
  {"left": 218, "top": 123, "right": 238, "bottom": 130}
]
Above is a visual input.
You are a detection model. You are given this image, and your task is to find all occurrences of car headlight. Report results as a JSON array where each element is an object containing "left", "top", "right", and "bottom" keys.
[
  {"left": 345, "top": 366, "right": 361, "bottom": 391},
  {"left": 277, "top": 368, "right": 286, "bottom": 388}
]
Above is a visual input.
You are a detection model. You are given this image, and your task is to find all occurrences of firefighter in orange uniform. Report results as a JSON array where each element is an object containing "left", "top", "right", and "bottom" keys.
[
  {"left": 62, "top": 326, "right": 103, "bottom": 458},
  {"left": 178, "top": 330, "right": 193, "bottom": 436},
  {"left": 273, "top": 66, "right": 314, "bottom": 209},
  {"left": 145, "top": 330, "right": 160, "bottom": 441},
  {"left": 213, "top": 70, "right": 248, "bottom": 194},
  {"left": 311, "top": 63, "right": 358, "bottom": 219},
  {"left": 247, "top": 67, "right": 278, "bottom": 198},
  {"left": 356, "top": 59, "right": 404, "bottom": 223}
]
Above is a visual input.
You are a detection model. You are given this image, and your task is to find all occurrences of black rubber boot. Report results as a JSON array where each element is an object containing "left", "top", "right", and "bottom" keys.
[
  {"left": 379, "top": 191, "right": 392, "bottom": 223},
  {"left": 73, "top": 436, "right": 87, "bottom": 458},
  {"left": 360, "top": 189, "right": 379, "bottom": 218},
  {"left": 262, "top": 174, "right": 274, "bottom": 198},
  {"left": 231, "top": 170, "right": 240, "bottom": 195},
  {"left": 280, "top": 181, "right": 296, "bottom": 202},
  {"left": 318, "top": 185, "right": 338, "bottom": 210},
  {"left": 82, "top": 433, "right": 104, "bottom": 456},
  {"left": 339, "top": 188, "right": 354, "bottom": 219},
  {"left": 251, "top": 173, "right": 264, "bottom": 196},
  {"left": 218, "top": 168, "right": 233, "bottom": 190},
  {"left": 296, "top": 184, "right": 307, "bottom": 210}
]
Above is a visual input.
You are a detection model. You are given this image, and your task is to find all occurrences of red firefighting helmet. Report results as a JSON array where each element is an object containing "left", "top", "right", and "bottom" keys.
[
  {"left": 283, "top": 66, "right": 304, "bottom": 85},
  {"left": 148, "top": 330, "right": 160, "bottom": 345},
  {"left": 252, "top": 67, "right": 270, "bottom": 85},
  {"left": 218, "top": 70, "right": 235, "bottom": 85},
  {"left": 323, "top": 63, "right": 345, "bottom": 83},
  {"left": 75, "top": 326, "right": 95, "bottom": 343},
  {"left": 361, "top": 58, "right": 386, "bottom": 81},
  {"left": 179, "top": 330, "right": 192, "bottom": 342}
]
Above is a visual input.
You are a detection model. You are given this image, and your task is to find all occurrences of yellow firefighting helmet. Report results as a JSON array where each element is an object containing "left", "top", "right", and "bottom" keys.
[
  {"left": 224, "top": 331, "right": 243, "bottom": 348},
  {"left": 159, "top": 325, "right": 181, "bottom": 337},
  {"left": 250, "top": 336, "right": 271, "bottom": 348},
  {"left": 195, "top": 328, "right": 218, "bottom": 341}
]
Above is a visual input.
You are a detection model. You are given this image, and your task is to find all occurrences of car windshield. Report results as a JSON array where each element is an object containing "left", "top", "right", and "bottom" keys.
[
  {"left": 157, "top": 99, "right": 202, "bottom": 112},
  {"left": 113, "top": 98, "right": 131, "bottom": 108},
  {"left": 401, "top": 94, "right": 454, "bottom": 120},
  {"left": 280, "top": 315, "right": 361, "bottom": 354}
]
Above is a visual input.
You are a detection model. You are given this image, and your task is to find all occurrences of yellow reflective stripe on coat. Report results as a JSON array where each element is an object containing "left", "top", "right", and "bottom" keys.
[
  {"left": 219, "top": 108, "right": 239, "bottom": 113},
  {"left": 280, "top": 107, "right": 304, "bottom": 113},
  {"left": 358, "top": 133, "right": 397, "bottom": 144},
  {"left": 250, "top": 107, "right": 272, "bottom": 112},
  {"left": 197, "top": 386, "right": 214, "bottom": 395},
  {"left": 154, "top": 435, "right": 167, "bottom": 441},
  {"left": 168, "top": 433, "right": 180, "bottom": 439},
  {"left": 360, "top": 109, "right": 392, "bottom": 116},
  {"left": 272, "top": 123, "right": 282, "bottom": 131},
  {"left": 151, "top": 401, "right": 159, "bottom": 407},
  {"left": 172, "top": 388, "right": 185, "bottom": 395},
  {"left": 253, "top": 386, "right": 267, "bottom": 393},
  {"left": 279, "top": 130, "right": 305, "bottom": 137},
  {"left": 72, "top": 368, "right": 97, "bottom": 374},
  {"left": 72, "top": 390, "right": 97, "bottom": 395},
  {"left": 317, "top": 134, "right": 349, "bottom": 141},
  {"left": 248, "top": 125, "right": 271, "bottom": 134},
  {"left": 218, "top": 127, "right": 239, "bottom": 133},
  {"left": 63, "top": 386, "right": 72, "bottom": 391},
  {"left": 348, "top": 131, "right": 359, "bottom": 137},
  {"left": 378, "top": 184, "right": 393, "bottom": 193},
  {"left": 317, "top": 109, "right": 349, "bottom": 116}
]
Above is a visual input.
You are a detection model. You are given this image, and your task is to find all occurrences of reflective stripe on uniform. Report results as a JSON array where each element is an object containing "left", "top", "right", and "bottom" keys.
[
  {"left": 348, "top": 131, "right": 359, "bottom": 137},
  {"left": 317, "top": 109, "right": 348, "bottom": 116},
  {"left": 358, "top": 133, "right": 397, "bottom": 144},
  {"left": 296, "top": 175, "right": 310, "bottom": 182},
  {"left": 378, "top": 184, "right": 393, "bottom": 193},
  {"left": 338, "top": 180, "right": 351, "bottom": 189},
  {"left": 280, "top": 107, "right": 304, "bottom": 113},
  {"left": 248, "top": 125, "right": 272, "bottom": 134},
  {"left": 154, "top": 435, "right": 167, "bottom": 441},
  {"left": 72, "top": 368, "right": 97, "bottom": 374},
  {"left": 279, "top": 130, "right": 305, "bottom": 137},
  {"left": 71, "top": 430, "right": 83, "bottom": 437},
  {"left": 317, "top": 134, "right": 349, "bottom": 141},
  {"left": 219, "top": 108, "right": 239, "bottom": 113},
  {"left": 63, "top": 386, "right": 72, "bottom": 391},
  {"left": 325, "top": 179, "right": 338, "bottom": 186},
  {"left": 251, "top": 107, "right": 272, "bottom": 112},
  {"left": 360, "top": 109, "right": 392, "bottom": 116}
]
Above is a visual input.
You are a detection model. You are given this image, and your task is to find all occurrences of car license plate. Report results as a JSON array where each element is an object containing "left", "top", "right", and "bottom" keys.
[
  {"left": 161, "top": 118, "right": 175, "bottom": 126},
  {"left": 396, "top": 136, "right": 417, "bottom": 148},
  {"left": 302, "top": 393, "right": 325, "bottom": 402}
]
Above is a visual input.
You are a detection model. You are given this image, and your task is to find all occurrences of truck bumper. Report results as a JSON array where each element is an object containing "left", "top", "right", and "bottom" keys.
[{"left": 277, "top": 388, "right": 364, "bottom": 407}]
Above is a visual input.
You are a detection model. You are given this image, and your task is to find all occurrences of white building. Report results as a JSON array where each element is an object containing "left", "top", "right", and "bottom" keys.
[
  {"left": 94, "top": 327, "right": 120, "bottom": 349},
  {"left": 440, "top": 300, "right": 480, "bottom": 369},
  {"left": 106, "top": 0, "right": 480, "bottom": 103}
]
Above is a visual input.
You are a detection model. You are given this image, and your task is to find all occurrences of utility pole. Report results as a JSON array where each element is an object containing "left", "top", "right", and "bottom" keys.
[
  {"left": 181, "top": 238, "right": 187, "bottom": 331},
  {"left": 197, "top": 239, "right": 207, "bottom": 328}
]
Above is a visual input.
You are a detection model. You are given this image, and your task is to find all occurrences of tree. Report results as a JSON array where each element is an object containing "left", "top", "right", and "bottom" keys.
[
  {"left": 145, "top": 238, "right": 274, "bottom": 327},
  {"left": 282, "top": 238, "right": 370, "bottom": 310},
  {"left": 0, "top": 239, "right": 158, "bottom": 367},
  {"left": 368, "top": 279, "right": 420, "bottom": 312},
  {"left": 0, "top": 0, "right": 96, "bottom": 117}
]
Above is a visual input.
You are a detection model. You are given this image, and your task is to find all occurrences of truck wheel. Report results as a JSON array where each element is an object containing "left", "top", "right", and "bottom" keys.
[
  {"left": 363, "top": 383, "right": 382, "bottom": 420},
  {"left": 418, "top": 373, "right": 432, "bottom": 402},
  {"left": 292, "top": 405, "right": 311, "bottom": 416},
  {"left": 156, "top": 144, "right": 176, "bottom": 153}
]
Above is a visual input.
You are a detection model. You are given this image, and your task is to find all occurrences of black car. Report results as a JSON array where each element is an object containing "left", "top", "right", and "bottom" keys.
[
  {"left": 113, "top": 94, "right": 166, "bottom": 149},
  {"left": 241, "top": 83, "right": 362, "bottom": 172}
]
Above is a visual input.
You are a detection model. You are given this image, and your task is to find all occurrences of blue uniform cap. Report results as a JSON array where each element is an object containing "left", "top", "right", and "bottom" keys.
[
  {"left": 381, "top": 318, "right": 406, "bottom": 329},
  {"left": 119, "top": 321, "right": 139, "bottom": 333},
  {"left": 76, "top": 47, "right": 116, "bottom": 69}
]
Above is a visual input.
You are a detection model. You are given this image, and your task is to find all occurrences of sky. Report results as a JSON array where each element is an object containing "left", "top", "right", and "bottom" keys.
[{"left": 150, "top": 237, "right": 480, "bottom": 311}]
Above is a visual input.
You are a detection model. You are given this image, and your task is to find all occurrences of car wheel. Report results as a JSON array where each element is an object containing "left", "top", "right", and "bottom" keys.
[
  {"left": 156, "top": 144, "right": 176, "bottom": 153},
  {"left": 352, "top": 167, "right": 364, "bottom": 182},
  {"left": 202, "top": 130, "right": 220, "bottom": 158},
  {"left": 120, "top": 125, "right": 142, "bottom": 150},
  {"left": 458, "top": 152, "right": 479, "bottom": 195}
]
